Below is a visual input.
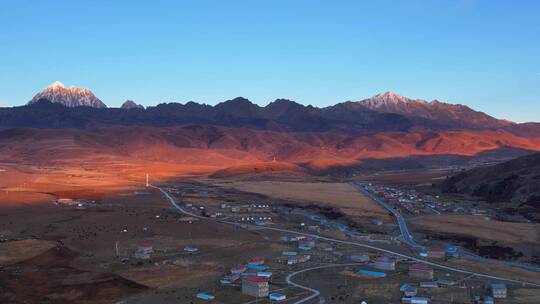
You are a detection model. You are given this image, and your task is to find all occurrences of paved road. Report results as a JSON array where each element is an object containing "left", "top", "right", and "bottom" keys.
[
  {"left": 349, "top": 182, "right": 422, "bottom": 249},
  {"left": 350, "top": 182, "right": 540, "bottom": 273},
  {"left": 285, "top": 263, "right": 367, "bottom": 304},
  {"left": 151, "top": 185, "right": 540, "bottom": 304}
]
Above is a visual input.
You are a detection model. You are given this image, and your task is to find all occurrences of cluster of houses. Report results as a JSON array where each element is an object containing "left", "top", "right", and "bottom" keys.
[
  {"left": 280, "top": 235, "right": 317, "bottom": 251},
  {"left": 364, "top": 183, "right": 493, "bottom": 218},
  {"left": 398, "top": 262, "right": 507, "bottom": 304},
  {"left": 398, "top": 282, "right": 507, "bottom": 304},
  {"left": 472, "top": 284, "right": 507, "bottom": 303},
  {"left": 343, "top": 254, "right": 509, "bottom": 304},
  {"left": 217, "top": 256, "right": 286, "bottom": 301},
  {"left": 132, "top": 242, "right": 199, "bottom": 260},
  {"left": 214, "top": 202, "right": 275, "bottom": 224},
  {"left": 364, "top": 184, "right": 450, "bottom": 216},
  {"left": 280, "top": 251, "right": 311, "bottom": 265}
]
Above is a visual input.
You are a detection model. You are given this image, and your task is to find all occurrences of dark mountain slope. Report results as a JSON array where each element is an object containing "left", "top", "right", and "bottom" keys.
[
  {"left": 4, "top": 88, "right": 539, "bottom": 137},
  {"left": 441, "top": 153, "right": 540, "bottom": 207}
]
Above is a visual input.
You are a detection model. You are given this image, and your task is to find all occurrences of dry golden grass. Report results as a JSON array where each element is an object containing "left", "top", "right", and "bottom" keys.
[
  {"left": 512, "top": 288, "right": 540, "bottom": 303},
  {"left": 447, "top": 259, "right": 540, "bottom": 285},
  {"left": 221, "top": 181, "right": 390, "bottom": 219},
  {"left": 118, "top": 263, "right": 220, "bottom": 288},
  {"left": 353, "top": 283, "right": 399, "bottom": 299},
  {"left": 412, "top": 214, "right": 540, "bottom": 245},
  {"left": 0, "top": 239, "right": 55, "bottom": 265}
]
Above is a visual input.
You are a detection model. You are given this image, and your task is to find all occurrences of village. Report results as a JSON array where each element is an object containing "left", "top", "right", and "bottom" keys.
[
  {"left": 93, "top": 183, "right": 515, "bottom": 304},
  {"left": 4, "top": 177, "right": 525, "bottom": 304},
  {"left": 118, "top": 221, "right": 509, "bottom": 304}
]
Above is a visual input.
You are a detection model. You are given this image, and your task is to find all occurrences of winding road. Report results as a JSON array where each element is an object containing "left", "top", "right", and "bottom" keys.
[
  {"left": 285, "top": 263, "right": 369, "bottom": 304},
  {"left": 151, "top": 185, "right": 540, "bottom": 304},
  {"left": 349, "top": 182, "right": 422, "bottom": 249}
]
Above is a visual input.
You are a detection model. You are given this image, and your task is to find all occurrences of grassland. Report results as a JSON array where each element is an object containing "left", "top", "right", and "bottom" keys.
[
  {"left": 0, "top": 239, "right": 55, "bottom": 265},
  {"left": 447, "top": 258, "right": 540, "bottom": 285},
  {"left": 411, "top": 214, "right": 540, "bottom": 245},
  {"left": 218, "top": 180, "right": 390, "bottom": 219}
]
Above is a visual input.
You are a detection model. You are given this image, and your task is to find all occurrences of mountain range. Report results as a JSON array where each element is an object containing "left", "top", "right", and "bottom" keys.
[
  {"left": 1, "top": 82, "right": 540, "bottom": 178},
  {"left": 2, "top": 82, "right": 538, "bottom": 136}
]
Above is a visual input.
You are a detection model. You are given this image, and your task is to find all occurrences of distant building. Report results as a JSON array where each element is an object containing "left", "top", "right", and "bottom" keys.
[
  {"left": 298, "top": 238, "right": 315, "bottom": 250},
  {"left": 491, "top": 283, "right": 507, "bottom": 298},
  {"left": 350, "top": 255, "right": 370, "bottom": 263},
  {"left": 401, "top": 296, "right": 430, "bottom": 304},
  {"left": 230, "top": 264, "right": 247, "bottom": 274},
  {"left": 372, "top": 219, "right": 383, "bottom": 226},
  {"left": 446, "top": 245, "right": 459, "bottom": 257},
  {"left": 247, "top": 264, "right": 268, "bottom": 271},
  {"left": 134, "top": 251, "right": 150, "bottom": 259},
  {"left": 409, "top": 263, "right": 434, "bottom": 280},
  {"left": 426, "top": 247, "right": 446, "bottom": 259},
  {"left": 178, "top": 216, "right": 199, "bottom": 222},
  {"left": 371, "top": 256, "right": 396, "bottom": 271},
  {"left": 287, "top": 255, "right": 311, "bottom": 265},
  {"left": 196, "top": 293, "right": 215, "bottom": 301},
  {"left": 436, "top": 279, "right": 455, "bottom": 287},
  {"left": 419, "top": 281, "right": 438, "bottom": 289},
  {"left": 248, "top": 257, "right": 265, "bottom": 265},
  {"left": 134, "top": 242, "right": 153, "bottom": 259},
  {"left": 242, "top": 275, "right": 269, "bottom": 297},
  {"left": 221, "top": 273, "right": 240, "bottom": 285},
  {"left": 358, "top": 269, "right": 386, "bottom": 278},
  {"left": 184, "top": 246, "right": 199, "bottom": 254},
  {"left": 269, "top": 293, "right": 286, "bottom": 301},
  {"left": 474, "top": 296, "right": 494, "bottom": 304},
  {"left": 307, "top": 225, "right": 320, "bottom": 232},
  {"left": 400, "top": 284, "right": 418, "bottom": 297},
  {"left": 136, "top": 242, "right": 154, "bottom": 254},
  {"left": 56, "top": 198, "right": 76, "bottom": 205}
]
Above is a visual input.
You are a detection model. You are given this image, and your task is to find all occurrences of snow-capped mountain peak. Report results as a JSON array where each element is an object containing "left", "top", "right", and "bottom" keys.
[
  {"left": 362, "top": 91, "right": 427, "bottom": 109},
  {"left": 28, "top": 82, "right": 107, "bottom": 108},
  {"left": 48, "top": 81, "right": 65, "bottom": 89}
]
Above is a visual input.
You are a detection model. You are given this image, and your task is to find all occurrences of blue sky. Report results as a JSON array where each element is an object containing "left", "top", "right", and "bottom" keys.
[{"left": 0, "top": 0, "right": 538, "bottom": 122}]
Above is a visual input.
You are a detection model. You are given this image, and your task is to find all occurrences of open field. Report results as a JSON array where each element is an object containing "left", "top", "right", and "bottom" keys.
[
  {"left": 1, "top": 160, "right": 540, "bottom": 303},
  {"left": 0, "top": 245, "right": 147, "bottom": 304},
  {"left": 118, "top": 264, "right": 221, "bottom": 289},
  {"left": 0, "top": 239, "right": 56, "bottom": 265},
  {"left": 412, "top": 214, "right": 540, "bottom": 245},
  {"left": 447, "top": 258, "right": 540, "bottom": 285},
  {"left": 0, "top": 182, "right": 290, "bottom": 303},
  {"left": 512, "top": 288, "right": 540, "bottom": 303},
  {"left": 357, "top": 169, "right": 452, "bottom": 186},
  {"left": 218, "top": 180, "right": 391, "bottom": 220}
]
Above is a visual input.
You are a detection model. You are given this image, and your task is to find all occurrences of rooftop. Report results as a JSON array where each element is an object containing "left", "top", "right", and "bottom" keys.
[{"left": 244, "top": 275, "right": 268, "bottom": 283}]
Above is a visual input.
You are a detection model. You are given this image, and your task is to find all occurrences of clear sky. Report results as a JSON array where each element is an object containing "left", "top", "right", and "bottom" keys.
[{"left": 0, "top": 0, "right": 538, "bottom": 122}]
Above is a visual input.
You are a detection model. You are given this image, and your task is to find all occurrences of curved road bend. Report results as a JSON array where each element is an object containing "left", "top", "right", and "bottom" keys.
[
  {"left": 286, "top": 263, "right": 368, "bottom": 304},
  {"left": 151, "top": 185, "right": 540, "bottom": 302}
]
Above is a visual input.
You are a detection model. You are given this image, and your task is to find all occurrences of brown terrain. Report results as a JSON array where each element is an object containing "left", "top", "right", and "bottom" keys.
[
  {"left": 1, "top": 125, "right": 540, "bottom": 208},
  {"left": 1, "top": 91, "right": 540, "bottom": 303},
  {"left": 2, "top": 127, "right": 540, "bottom": 169},
  {"left": 441, "top": 152, "right": 540, "bottom": 207}
]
